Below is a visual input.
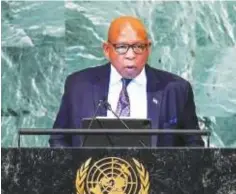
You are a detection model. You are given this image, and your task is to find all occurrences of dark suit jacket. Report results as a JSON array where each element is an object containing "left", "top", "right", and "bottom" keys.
[{"left": 49, "top": 63, "right": 204, "bottom": 147}]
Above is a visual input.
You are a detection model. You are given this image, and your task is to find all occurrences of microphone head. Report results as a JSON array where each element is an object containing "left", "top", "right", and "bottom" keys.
[
  {"left": 102, "top": 98, "right": 111, "bottom": 110},
  {"left": 105, "top": 103, "right": 111, "bottom": 110}
]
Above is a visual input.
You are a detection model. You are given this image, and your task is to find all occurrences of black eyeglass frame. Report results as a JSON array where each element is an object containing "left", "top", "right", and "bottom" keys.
[{"left": 108, "top": 41, "right": 151, "bottom": 55}]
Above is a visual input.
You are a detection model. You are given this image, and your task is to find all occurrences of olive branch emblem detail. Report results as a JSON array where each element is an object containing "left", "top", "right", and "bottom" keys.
[
  {"left": 76, "top": 158, "right": 92, "bottom": 194},
  {"left": 133, "top": 158, "right": 150, "bottom": 194}
]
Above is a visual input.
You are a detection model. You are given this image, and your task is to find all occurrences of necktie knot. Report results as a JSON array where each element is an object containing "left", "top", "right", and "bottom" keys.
[{"left": 121, "top": 78, "right": 132, "bottom": 88}]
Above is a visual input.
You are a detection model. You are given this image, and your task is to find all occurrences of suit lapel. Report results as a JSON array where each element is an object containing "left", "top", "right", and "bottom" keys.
[
  {"left": 146, "top": 65, "right": 162, "bottom": 128},
  {"left": 146, "top": 65, "right": 163, "bottom": 146},
  {"left": 92, "top": 63, "right": 111, "bottom": 116}
]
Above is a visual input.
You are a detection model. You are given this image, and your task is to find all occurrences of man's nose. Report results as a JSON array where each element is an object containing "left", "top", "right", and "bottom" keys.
[{"left": 125, "top": 47, "right": 136, "bottom": 59}]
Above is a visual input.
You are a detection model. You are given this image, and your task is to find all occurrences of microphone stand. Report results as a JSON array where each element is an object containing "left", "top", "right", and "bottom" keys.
[
  {"left": 81, "top": 100, "right": 114, "bottom": 147},
  {"left": 103, "top": 101, "right": 147, "bottom": 147}
]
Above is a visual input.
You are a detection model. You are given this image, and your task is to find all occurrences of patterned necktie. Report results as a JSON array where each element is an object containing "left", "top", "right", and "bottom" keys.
[{"left": 116, "top": 78, "right": 132, "bottom": 117}]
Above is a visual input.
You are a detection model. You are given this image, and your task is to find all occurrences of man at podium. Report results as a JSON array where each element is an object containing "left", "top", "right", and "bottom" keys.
[{"left": 49, "top": 16, "right": 204, "bottom": 147}]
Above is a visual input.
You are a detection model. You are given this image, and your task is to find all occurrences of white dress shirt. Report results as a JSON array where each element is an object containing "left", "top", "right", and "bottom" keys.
[{"left": 107, "top": 65, "right": 147, "bottom": 118}]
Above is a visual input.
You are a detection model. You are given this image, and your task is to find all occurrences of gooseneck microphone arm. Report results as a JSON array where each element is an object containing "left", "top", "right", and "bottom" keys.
[
  {"left": 103, "top": 102, "right": 130, "bottom": 129},
  {"left": 103, "top": 100, "right": 147, "bottom": 147},
  {"left": 81, "top": 100, "right": 103, "bottom": 147},
  {"left": 87, "top": 100, "right": 104, "bottom": 129},
  {"left": 81, "top": 100, "right": 114, "bottom": 147}
]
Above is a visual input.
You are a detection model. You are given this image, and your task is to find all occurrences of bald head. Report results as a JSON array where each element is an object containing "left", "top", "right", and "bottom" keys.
[
  {"left": 103, "top": 16, "right": 151, "bottom": 79},
  {"left": 108, "top": 16, "right": 148, "bottom": 42}
]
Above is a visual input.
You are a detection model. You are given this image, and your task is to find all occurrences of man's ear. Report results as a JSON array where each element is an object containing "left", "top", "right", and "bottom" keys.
[
  {"left": 147, "top": 39, "right": 152, "bottom": 55},
  {"left": 103, "top": 42, "right": 110, "bottom": 60}
]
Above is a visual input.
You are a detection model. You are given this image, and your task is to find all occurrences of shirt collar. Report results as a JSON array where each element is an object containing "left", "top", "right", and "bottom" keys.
[
  {"left": 133, "top": 66, "right": 146, "bottom": 86},
  {"left": 110, "top": 64, "right": 122, "bottom": 86},
  {"left": 110, "top": 64, "right": 147, "bottom": 86}
]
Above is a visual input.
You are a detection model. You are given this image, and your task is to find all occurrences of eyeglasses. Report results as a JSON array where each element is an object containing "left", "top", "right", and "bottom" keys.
[{"left": 108, "top": 41, "right": 151, "bottom": 55}]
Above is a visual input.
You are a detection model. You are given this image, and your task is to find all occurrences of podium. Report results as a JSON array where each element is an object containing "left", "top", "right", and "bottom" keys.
[
  {"left": 2, "top": 129, "right": 236, "bottom": 193},
  {"left": 2, "top": 148, "right": 236, "bottom": 194}
]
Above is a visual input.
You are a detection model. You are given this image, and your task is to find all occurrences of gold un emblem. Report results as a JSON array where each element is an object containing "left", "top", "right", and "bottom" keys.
[{"left": 75, "top": 157, "right": 150, "bottom": 194}]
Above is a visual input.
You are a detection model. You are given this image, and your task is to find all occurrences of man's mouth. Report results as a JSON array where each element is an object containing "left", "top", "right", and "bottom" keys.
[
  {"left": 125, "top": 66, "right": 135, "bottom": 69},
  {"left": 124, "top": 67, "right": 137, "bottom": 75}
]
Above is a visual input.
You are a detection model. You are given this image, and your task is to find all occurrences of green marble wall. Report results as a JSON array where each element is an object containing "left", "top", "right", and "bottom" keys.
[{"left": 1, "top": 1, "right": 236, "bottom": 147}]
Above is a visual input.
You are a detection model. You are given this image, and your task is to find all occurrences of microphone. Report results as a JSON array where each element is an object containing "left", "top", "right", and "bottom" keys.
[
  {"left": 102, "top": 100, "right": 146, "bottom": 147},
  {"left": 87, "top": 100, "right": 103, "bottom": 129},
  {"left": 81, "top": 100, "right": 114, "bottom": 147},
  {"left": 103, "top": 101, "right": 130, "bottom": 129}
]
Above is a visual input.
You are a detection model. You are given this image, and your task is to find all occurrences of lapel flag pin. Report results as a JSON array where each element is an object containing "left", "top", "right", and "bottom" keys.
[{"left": 152, "top": 98, "right": 158, "bottom": 104}]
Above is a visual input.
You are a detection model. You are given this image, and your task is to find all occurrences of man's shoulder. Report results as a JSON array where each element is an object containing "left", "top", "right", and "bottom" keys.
[
  {"left": 149, "top": 66, "right": 187, "bottom": 81},
  {"left": 66, "top": 63, "right": 109, "bottom": 84},
  {"left": 147, "top": 65, "right": 191, "bottom": 88}
]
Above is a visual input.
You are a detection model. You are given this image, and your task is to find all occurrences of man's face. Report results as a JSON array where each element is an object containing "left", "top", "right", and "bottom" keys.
[{"left": 103, "top": 24, "right": 151, "bottom": 79}]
